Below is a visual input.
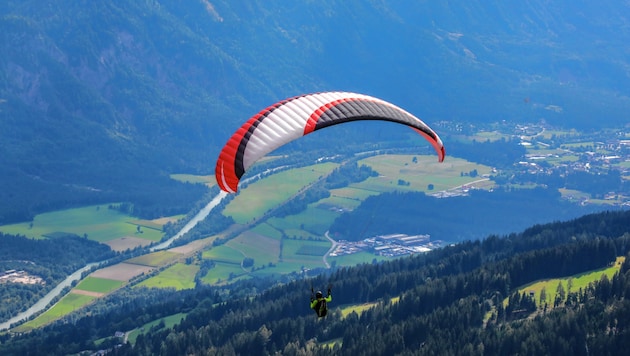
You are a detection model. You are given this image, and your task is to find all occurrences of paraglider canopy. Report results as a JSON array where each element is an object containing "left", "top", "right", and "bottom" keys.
[{"left": 215, "top": 91, "right": 445, "bottom": 193}]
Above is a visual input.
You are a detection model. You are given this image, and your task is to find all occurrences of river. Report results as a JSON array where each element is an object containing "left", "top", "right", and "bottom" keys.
[
  {"left": 150, "top": 191, "right": 227, "bottom": 251},
  {"left": 0, "top": 263, "right": 99, "bottom": 331},
  {"left": 0, "top": 191, "right": 228, "bottom": 331}
]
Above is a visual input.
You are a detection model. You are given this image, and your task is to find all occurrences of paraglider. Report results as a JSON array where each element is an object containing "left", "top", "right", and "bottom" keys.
[{"left": 215, "top": 91, "right": 445, "bottom": 193}]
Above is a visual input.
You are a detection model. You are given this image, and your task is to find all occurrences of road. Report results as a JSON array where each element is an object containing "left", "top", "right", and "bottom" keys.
[
  {"left": 0, "top": 263, "right": 99, "bottom": 331},
  {"left": 322, "top": 231, "right": 338, "bottom": 268},
  {"left": 0, "top": 191, "right": 229, "bottom": 331}
]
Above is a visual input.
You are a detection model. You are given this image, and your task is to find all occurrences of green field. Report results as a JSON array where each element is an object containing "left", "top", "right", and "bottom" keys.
[
  {"left": 170, "top": 173, "right": 216, "bottom": 186},
  {"left": 223, "top": 162, "right": 339, "bottom": 223},
  {"left": 75, "top": 277, "right": 124, "bottom": 293},
  {"left": 201, "top": 262, "right": 249, "bottom": 284},
  {"left": 202, "top": 245, "right": 245, "bottom": 263},
  {"left": 15, "top": 293, "right": 96, "bottom": 332},
  {"left": 507, "top": 256, "right": 625, "bottom": 307},
  {"left": 356, "top": 155, "right": 494, "bottom": 193},
  {"left": 127, "top": 313, "right": 187, "bottom": 345},
  {"left": 136, "top": 263, "right": 198, "bottom": 290},
  {"left": 226, "top": 231, "right": 281, "bottom": 267},
  {"left": 267, "top": 204, "right": 337, "bottom": 237},
  {"left": 0, "top": 204, "right": 163, "bottom": 242},
  {"left": 126, "top": 251, "right": 181, "bottom": 267}
]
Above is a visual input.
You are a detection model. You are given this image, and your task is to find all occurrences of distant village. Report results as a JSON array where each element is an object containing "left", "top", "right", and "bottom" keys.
[
  {"left": 515, "top": 124, "right": 630, "bottom": 206},
  {"left": 435, "top": 121, "right": 630, "bottom": 206},
  {"left": 330, "top": 233, "right": 440, "bottom": 258}
]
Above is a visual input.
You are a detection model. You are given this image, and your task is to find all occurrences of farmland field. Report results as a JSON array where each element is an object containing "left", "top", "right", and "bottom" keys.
[
  {"left": 201, "top": 263, "right": 248, "bottom": 285},
  {"left": 126, "top": 251, "right": 181, "bottom": 267},
  {"left": 356, "top": 155, "right": 494, "bottom": 194},
  {"left": 0, "top": 204, "right": 164, "bottom": 242},
  {"left": 14, "top": 293, "right": 96, "bottom": 332},
  {"left": 136, "top": 263, "right": 198, "bottom": 290},
  {"left": 91, "top": 263, "right": 154, "bottom": 282},
  {"left": 226, "top": 231, "right": 281, "bottom": 267},
  {"left": 75, "top": 277, "right": 124, "bottom": 294},
  {"left": 170, "top": 173, "right": 215, "bottom": 186},
  {"left": 202, "top": 245, "right": 245, "bottom": 263},
  {"left": 105, "top": 236, "right": 155, "bottom": 251},
  {"left": 223, "top": 162, "right": 339, "bottom": 223}
]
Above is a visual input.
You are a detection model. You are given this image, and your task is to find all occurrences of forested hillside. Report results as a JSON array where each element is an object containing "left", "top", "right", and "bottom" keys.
[
  {"left": 1, "top": 210, "right": 629, "bottom": 355},
  {"left": 3, "top": 1, "right": 630, "bottom": 223}
]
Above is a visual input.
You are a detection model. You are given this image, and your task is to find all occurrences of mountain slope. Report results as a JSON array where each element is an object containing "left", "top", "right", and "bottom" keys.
[
  {"left": 2, "top": 1, "right": 630, "bottom": 223},
  {"left": 1, "top": 210, "right": 629, "bottom": 355}
]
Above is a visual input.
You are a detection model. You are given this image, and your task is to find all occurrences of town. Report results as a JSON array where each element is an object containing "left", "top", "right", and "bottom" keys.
[{"left": 330, "top": 233, "right": 440, "bottom": 258}]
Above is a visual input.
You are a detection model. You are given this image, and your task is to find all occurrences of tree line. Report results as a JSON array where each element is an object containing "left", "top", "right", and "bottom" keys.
[
  {"left": 1, "top": 210, "right": 629, "bottom": 355},
  {"left": 329, "top": 187, "right": 609, "bottom": 242}
]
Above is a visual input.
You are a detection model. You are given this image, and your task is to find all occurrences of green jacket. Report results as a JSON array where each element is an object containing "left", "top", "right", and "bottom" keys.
[{"left": 310, "top": 293, "right": 332, "bottom": 317}]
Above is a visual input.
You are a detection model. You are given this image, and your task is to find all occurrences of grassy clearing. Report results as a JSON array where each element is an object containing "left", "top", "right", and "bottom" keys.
[
  {"left": 136, "top": 263, "right": 198, "bottom": 290},
  {"left": 75, "top": 277, "right": 124, "bottom": 293},
  {"left": 15, "top": 293, "right": 95, "bottom": 332},
  {"left": 126, "top": 251, "right": 181, "bottom": 267},
  {"left": 319, "top": 338, "right": 343, "bottom": 349},
  {"left": 507, "top": 256, "right": 625, "bottom": 307},
  {"left": 0, "top": 204, "right": 164, "bottom": 243},
  {"left": 223, "top": 162, "right": 339, "bottom": 223},
  {"left": 127, "top": 313, "right": 187, "bottom": 345},
  {"left": 339, "top": 296, "right": 400, "bottom": 318}
]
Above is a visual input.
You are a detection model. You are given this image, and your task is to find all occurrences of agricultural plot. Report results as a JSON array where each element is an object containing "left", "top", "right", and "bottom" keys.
[
  {"left": 15, "top": 293, "right": 96, "bottom": 332},
  {"left": 280, "top": 239, "right": 329, "bottom": 268},
  {"left": 170, "top": 173, "right": 215, "bottom": 186},
  {"left": 226, "top": 231, "right": 281, "bottom": 267},
  {"left": 75, "top": 276, "right": 124, "bottom": 294},
  {"left": 356, "top": 155, "right": 494, "bottom": 193},
  {"left": 0, "top": 204, "right": 164, "bottom": 243},
  {"left": 105, "top": 236, "right": 154, "bottom": 252},
  {"left": 223, "top": 162, "right": 339, "bottom": 223},
  {"left": 125, "top": 251, "right": 181, "bottom": 267},
  {"left": 136, "top": 263, "right": 198, "bottom": 290},
  {"left": 91, "top": 263, "right": 154, "bottom": 282},
  {"left": 250, "top": 223, "right": 283, "bottom": 240},
  {"left": 267, "top": 204, "right": 337, "bottom": 237},
  {"left": 201, "top": 263, "right": 248, "bottom": 285},
  {"left": 202, "top": 245, "right": 245, "bottom": 264}
]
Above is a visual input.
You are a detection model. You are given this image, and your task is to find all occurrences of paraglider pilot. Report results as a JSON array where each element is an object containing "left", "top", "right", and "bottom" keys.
[{"left": 310, "top": 286, "right": 332, "bottom": 317}]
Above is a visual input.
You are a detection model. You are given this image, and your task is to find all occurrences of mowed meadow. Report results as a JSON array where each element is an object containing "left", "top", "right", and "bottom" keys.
[{"left": 0, "top": 204, "right": 171, "bottom": 250}]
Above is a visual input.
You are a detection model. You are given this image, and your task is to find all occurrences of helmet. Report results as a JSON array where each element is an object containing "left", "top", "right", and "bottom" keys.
[{"left": 316, "top": 291, "right": 323, "bottom": 298}]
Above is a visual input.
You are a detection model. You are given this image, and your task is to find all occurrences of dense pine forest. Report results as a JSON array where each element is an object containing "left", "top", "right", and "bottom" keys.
[{"left": 1, "top": 209, "right": 629, "bottom": 355}]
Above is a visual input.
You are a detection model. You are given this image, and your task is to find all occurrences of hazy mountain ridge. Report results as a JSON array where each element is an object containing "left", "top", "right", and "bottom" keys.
[{"left": 2, "top": 0, "right": 629, "bottom": 223}]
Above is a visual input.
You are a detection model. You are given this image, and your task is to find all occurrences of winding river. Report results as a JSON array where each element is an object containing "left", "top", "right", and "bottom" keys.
[{"left": 0, "top": 191, "right": 228, "bottom": 331}]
